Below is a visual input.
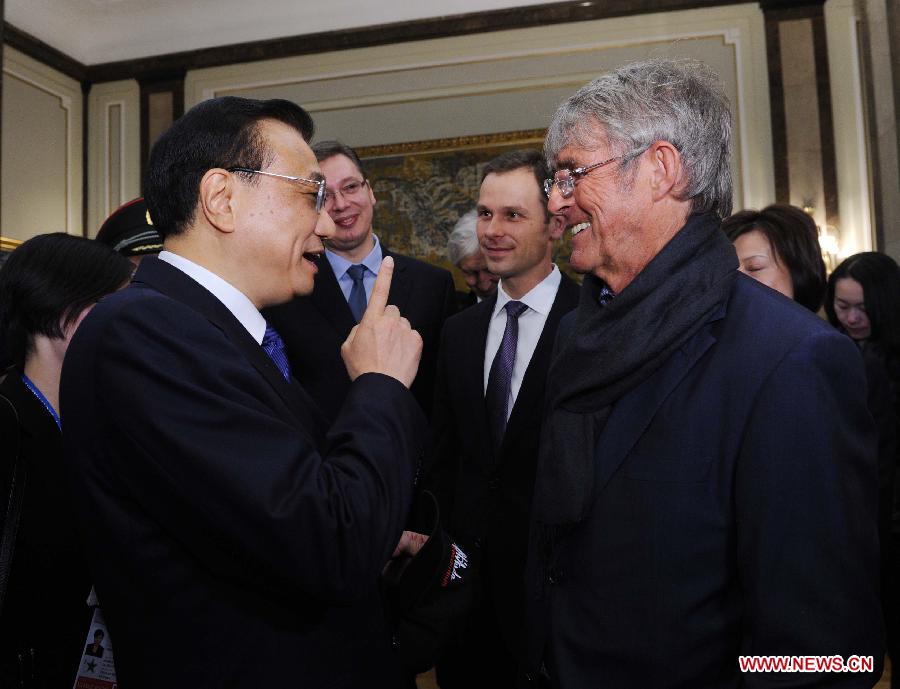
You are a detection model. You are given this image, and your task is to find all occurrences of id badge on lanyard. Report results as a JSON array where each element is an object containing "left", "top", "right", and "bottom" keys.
[{"left": 73, "top": 590, "right": 117, "bottom": 689}]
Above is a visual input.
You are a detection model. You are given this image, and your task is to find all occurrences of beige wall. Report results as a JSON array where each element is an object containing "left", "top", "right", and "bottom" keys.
[
  {"left": 859, "top": 0, "right": 900, "bottom": 258},
  {"left": 825, "top": 0, "right": 877, "bottom": 258},
  {"left": 186, "top": 3, "right": 775, "bottom": 213},
  {"left": 1, "top": 46, "right": 83, "bottom": 241},
  {"left": 2, "top": 1, "right": 881, "bottom": 259}
]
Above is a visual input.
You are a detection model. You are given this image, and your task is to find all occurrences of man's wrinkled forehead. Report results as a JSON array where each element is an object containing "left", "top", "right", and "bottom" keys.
[{"left": 549, "top": 121, "right": 610, "bottom": 168}]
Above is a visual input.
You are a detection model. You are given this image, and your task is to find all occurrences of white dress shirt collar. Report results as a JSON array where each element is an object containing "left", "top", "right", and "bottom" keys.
[
  {"left": 493, "top": 264, "right": 561, "bottom": 318},
  {"left": 158, "top": 251, "right": 267, "bottom": 344}
]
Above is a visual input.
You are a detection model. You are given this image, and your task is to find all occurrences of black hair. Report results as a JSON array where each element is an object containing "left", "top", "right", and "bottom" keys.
[
  {"left": 0, "top": 233, "right": 133, "bottom": 369},
  {"left": 480, "top": 149, "right": 551, "bottom": 218},
  {"left": 145, "top": 97, "right": 315, "bottom": 238},
  {"left": 722, "top": 204, "right": 826, "bottom": 311},
  {"left": 311, "top": 140, "right": 367, "bottom": 178},
  {"left": 825, "top": 252, "right": 900, "bottom": 363}
]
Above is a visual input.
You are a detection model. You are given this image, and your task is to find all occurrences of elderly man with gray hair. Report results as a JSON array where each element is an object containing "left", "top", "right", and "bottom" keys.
[
  {"left": 522, "top": 58, "right": 883, "bottom": 688},
  {"left": 447, "top": 209, "right": 498, "bottom": 309}
]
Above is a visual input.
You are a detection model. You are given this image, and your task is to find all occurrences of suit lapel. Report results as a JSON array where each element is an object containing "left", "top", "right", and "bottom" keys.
[
  {"left": 592, "top": 318, "right": 720, "bottom": 496},
  {"left": 501, "top": 275, "right": 578, "bottom": 460},
  {"left": 133, "top": 259, "right": 316, "bottom": 428},
  {"left": 463, "top": 296, "right": 496, "bottom": 462},
  {"left": 310, "top": 256, "right": 357, "bottom": 339},
  {"left": 383, "top": 249, "right": 412, "bottom": 315}
]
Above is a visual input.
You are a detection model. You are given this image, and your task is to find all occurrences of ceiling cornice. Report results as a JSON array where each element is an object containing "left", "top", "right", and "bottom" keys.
[
  {"left": 3, "top": 0, "right": 818, "bottom": 86},
  {"left": 3, "top": 22, "right": 88, "bottom": 82}
]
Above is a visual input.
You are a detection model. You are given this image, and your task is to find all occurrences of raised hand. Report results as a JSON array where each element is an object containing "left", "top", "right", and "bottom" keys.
[{"left": 341, "top": 256, "right": 422, "bottom": 388}]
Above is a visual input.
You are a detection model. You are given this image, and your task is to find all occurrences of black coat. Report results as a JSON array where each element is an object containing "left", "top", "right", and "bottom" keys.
[
  {"left": 60, "top": 257, "right": 427, "bottom": 689},
  {"left": 522, "top": 276, "right": 883, "bottom": 688},
  {"left": 264, "top": 249, "right": 457, "bottom": 422},
  {"left": 0, "top": 372, "right": 92, "bottom": 687},
  {"left": 424, "top": 272, "right": 579, "bottom": 661}
]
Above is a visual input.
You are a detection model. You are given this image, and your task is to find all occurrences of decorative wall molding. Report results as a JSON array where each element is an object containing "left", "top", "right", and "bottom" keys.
[
  {"left": 824, "top": 0, "right": 873, "bottom": 255},
  {"left": 356, "top": 129, "right": 547, "bottom": 158},
  {"left": 87, "top": 80, "right": 141, "bottom": 236},
  {"left": 2, "top": 46, "right": 83, "bottom": 237},
  {"left": 186, "top": 4, "right": 774, "bottom": 211},
  {"left": 2, "top": 23, "right": 87, "bottom": 82},
  {"left": 8, "top": 0, "right": 778, "bottom": 84}
]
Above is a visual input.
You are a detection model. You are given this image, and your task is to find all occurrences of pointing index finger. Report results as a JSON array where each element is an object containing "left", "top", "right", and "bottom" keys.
[{"left": 362, "top": 256, "right": 393, "bottom": 320}]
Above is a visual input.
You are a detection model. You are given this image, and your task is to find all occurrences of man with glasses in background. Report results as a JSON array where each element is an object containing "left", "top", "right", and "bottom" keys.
[
  {"left": 61, "top": 97, "right": 427, "bottom": 689},
  {"left": 266, "top": 140, "right": 457, "bottom": 422}
]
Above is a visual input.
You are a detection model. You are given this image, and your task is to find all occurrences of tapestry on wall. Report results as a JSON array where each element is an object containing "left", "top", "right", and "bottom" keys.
[{"left": 356, "top": 129, "right": 578, "bottom": 288}]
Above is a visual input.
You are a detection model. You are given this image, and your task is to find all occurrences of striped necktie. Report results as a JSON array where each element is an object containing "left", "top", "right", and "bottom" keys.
[
  {"left": 485, "top": 300, "right": 528, "bottom": 450},
  {"left": 262, "top": 324, "right": 291, "bottom": 381}
]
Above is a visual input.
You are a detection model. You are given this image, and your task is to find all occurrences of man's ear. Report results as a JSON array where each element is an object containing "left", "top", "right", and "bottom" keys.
[
  {"left": 198, "top": 168, "right": 236, "bottom": 234},
  {"left": 548, "top": 213, "right": 566, "bottom": 240},
  {"left": 366, "top": 179, "right": 377, "bottom": 208},
  {"left": 646, "top": 140, "right": 682, "bottom": 202}
]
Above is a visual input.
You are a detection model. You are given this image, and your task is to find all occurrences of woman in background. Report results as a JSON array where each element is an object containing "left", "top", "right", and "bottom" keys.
[
  {"left": 0, "top": 233, "right": 132, "bottom": 688},
  {"left": 722, "top": 203, "right": 826, "bottom": 311},
  {"left": 826, "top": 251, "right": 900, "bottom": 689}
]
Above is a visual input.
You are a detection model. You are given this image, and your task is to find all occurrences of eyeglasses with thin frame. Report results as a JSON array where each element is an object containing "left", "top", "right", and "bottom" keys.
[
  {"left": 542, "top": 155, "right": 623, "bottom": 199},
  {"left": 324, "top": 179, "right": 369, "bottom": 206},
  {"left": 228, "top": 167, "right": 326, "bottom": 213},
  {"left": 543, "top": 147, "right": 646, "bottom": 199}
]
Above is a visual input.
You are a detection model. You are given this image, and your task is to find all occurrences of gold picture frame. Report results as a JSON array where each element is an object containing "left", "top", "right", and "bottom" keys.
[
  {"left": 0, "top": 236, "right": 23, "bottom": 269},
  {"left": 0, "top": 237, "right": 22, "bottom": 252},
  {"left": 356, "top": 129, "right": 566, "bottom": 287}
]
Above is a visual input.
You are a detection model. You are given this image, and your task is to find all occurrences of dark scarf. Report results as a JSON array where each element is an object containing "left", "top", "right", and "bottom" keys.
[{"left": 534, "top": 212, "right": 738, "bottom": 528}]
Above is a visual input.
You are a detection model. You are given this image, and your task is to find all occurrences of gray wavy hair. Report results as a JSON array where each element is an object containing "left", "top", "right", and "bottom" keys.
[
  {"left": 544, "top": 58, "right": 733, "bottom": 218},
  {"left": 447, "top": 209, "right": 480, "bottom": 266}
]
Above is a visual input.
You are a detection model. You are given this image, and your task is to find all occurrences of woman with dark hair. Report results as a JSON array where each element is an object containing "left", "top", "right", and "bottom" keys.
[
  {"left": 0, "top": 233, "right": 132, "bottom": 687},
  {"left": 826, "top": 251, "right": 900, "bottom": 689},
  {"left": 722, "top": 203, "right": 826, "bottom": 311}
]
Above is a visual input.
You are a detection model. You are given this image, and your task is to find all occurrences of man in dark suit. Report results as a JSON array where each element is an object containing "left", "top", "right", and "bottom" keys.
[
  {"left": 523, "top": 58, "right": 883, "bottom": 688},
  {"left": 60, "top": 97, "right": 426, "bottom": 689},
  {"left": 424, "top": 150, "right": 578, "bottom": 688},
  {"left": 265, "top": 140, "right": 457, "bottom": 421}
]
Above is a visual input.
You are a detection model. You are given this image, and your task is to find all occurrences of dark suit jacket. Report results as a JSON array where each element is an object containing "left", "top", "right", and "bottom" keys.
[
  {"left": 264, "top": 248, "right": 456, "bottom": 422},
  {"left": 60, "top": 258, "right": 427, "bottom": 689},
  {"left": 522, "top": 275, "right": 884, "bottom": 689},
  {"left": 454, "top": 290, "right": 478, "bottom": 312},
  {"left": 84, "top": 642, "right": 105, "bottom": 658},
  {"left": 0, "top": 374, "right": 92, "bottom": 686},
  {"left": 425, "top": 272, "right": 579, "bottom": 658}
]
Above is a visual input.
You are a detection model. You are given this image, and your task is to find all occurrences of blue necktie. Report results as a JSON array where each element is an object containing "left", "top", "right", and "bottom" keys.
[
  {"left": 346, "top": 264, "right": 368, "bottom": 322},
  {"left": 262, "top": 324, "right": 291, "bottom": 381},
  {"left": 485, "top": 300, "right": 528, "bottom": 450}
]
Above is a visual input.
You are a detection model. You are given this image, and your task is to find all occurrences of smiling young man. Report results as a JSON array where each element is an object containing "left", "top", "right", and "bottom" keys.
[
  {"left": 422, "top": 149, "right": 578, "bottom": 689},
  {"left": 522, "top": 59, "right": 883, "bottom": 688},
  {"left": 265, "top": 140, "right": 457, "bottom": 421},
  {"left": 60, "top": 97, "right": 426, "bottom": 689}
]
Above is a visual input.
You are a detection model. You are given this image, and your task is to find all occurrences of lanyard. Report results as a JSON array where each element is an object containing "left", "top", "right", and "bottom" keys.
[{"left": 21, "top": 374, "right": 61, "bottom": 431}]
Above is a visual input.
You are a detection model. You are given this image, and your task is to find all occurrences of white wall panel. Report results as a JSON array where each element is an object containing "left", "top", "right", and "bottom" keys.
[
  {"left": 1, "top": 46, "right": 82, "bottom": 241},
  {"left": 186, "top": 3, "right": 774, "bottom": 212},
  {"left": 87, "top": 79, "right": 141, "bottom": 237}
]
